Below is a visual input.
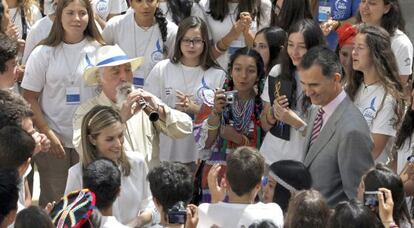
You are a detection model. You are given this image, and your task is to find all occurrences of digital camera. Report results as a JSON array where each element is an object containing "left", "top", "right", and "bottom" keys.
[
  {"left": 224, "top": 90, "right": 238, "bottom": 104},
  {"left": 167, "top": 201, "right": 187, "bottom": 224},
  {"left": 364, "top": 191, "right": 380, "bottom": 208}
]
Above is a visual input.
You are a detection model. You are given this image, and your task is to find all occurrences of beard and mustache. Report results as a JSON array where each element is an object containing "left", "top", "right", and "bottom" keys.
[{"left": 115, "top": 82, "right": 134, "bottom": 109}]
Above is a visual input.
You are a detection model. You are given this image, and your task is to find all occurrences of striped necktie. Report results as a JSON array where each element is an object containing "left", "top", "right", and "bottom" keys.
[{"left": 310, "top": 108, "right": 325, "bottom": 145}]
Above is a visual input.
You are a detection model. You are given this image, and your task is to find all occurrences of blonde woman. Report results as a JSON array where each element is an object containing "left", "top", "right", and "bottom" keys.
[{"left": 65, "top": 106, "right": 154, "bottom": 226}]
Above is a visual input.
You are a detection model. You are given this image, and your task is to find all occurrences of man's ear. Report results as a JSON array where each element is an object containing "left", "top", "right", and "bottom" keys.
[{"left": 334, "top": 72, "right": 341, "bottom": 83}]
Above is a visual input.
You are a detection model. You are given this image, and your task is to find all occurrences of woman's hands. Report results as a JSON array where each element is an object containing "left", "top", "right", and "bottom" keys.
[
  {"left": 176, "top": 90, "right": 200, "bottom": 114},
  {"left": 378, "top": 188, "right": 396, "bottom": 228},
  {"left": 213, "top": 89, "right": 227, "bottom": 114},
  {"left": 273, "top": 95, "right": 306, "bottom": 130}
]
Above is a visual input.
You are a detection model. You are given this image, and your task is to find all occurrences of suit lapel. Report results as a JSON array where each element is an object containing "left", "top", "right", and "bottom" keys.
[{"left": 304, "top": 97, "right": 351, "bottom": 166}]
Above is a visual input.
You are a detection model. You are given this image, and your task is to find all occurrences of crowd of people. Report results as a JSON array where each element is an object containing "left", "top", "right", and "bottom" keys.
[{"left": 0, "top": 0, "right": 413, "bottom": 227}]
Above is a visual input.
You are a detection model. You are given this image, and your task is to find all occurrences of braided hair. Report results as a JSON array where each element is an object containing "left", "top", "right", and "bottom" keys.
[{"left": 154, "top": 7, "right": 168, "bottom": 55}]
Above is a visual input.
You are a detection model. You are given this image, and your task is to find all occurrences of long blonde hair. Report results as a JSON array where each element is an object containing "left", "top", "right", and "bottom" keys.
[
  {"left": 40, "top": 0, "right": 104, "bottom": 47},
  {"left": 81, "top": 105, "right": 131, "bottom": 176}
]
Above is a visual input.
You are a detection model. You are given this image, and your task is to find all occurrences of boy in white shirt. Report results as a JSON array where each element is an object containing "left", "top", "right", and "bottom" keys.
[
  {"left": 83, "top": 158, "right": 127, "bottom": 228},
  {"left": 198, "top": 146, "right": 284, "bottom": 228}
]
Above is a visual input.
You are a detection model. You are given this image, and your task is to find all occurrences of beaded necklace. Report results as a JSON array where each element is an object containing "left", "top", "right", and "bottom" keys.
[{"left": 230, "top": 98, "right": 254, "bottom": 134}]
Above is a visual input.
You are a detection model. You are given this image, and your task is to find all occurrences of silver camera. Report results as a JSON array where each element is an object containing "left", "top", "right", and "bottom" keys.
[{"left": 224, "top": 90, "right": 238, "bottom": 104}]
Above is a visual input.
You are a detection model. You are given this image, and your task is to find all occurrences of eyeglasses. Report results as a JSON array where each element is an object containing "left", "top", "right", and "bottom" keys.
[{"left": 181, "top": 38, "right": 204, "bottom": 47}]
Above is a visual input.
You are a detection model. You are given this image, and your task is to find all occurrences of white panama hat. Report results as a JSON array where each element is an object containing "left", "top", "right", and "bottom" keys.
[{"left": 83, "top": 45, "right": 144, "bottom": 85}]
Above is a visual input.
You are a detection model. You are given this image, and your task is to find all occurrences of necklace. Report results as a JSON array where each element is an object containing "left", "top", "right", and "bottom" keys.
[
  {"left": 363, "top": 80, "right": 379, "bottom": 89},
  {"left": 231, "top": 98, "right": 254, "bottom": 133}
]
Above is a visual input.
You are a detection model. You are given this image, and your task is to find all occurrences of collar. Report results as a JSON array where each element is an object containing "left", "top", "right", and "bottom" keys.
[{"left": 321, "top": 89, "right": 346, "bottom": 126}]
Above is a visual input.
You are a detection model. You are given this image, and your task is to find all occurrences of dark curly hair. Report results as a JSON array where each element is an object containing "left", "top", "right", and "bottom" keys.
[
  {"left": 0, "top": 90, "right": 33, "bottom": 128},
  {"left": 0, "top": 33, "right": 18, "bottom": 74},
  {"left": 147, "top": 162, "right": 193, "bottom": 211}
]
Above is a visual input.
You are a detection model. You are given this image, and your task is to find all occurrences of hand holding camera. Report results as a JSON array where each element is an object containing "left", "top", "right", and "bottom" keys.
[
  {"left": 213, "top": 89, "right": 238, "bottom": 114},
  {"left": 166, "top": 202, "right": 199, "bottom": 227},
  {"left": 378, "top": 188, "right": 395, "bottom": 227}
]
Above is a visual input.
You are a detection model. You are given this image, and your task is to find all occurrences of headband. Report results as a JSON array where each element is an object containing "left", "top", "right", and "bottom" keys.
[{"left": 269, "top": 171, "right": 298, "bottom": 193}]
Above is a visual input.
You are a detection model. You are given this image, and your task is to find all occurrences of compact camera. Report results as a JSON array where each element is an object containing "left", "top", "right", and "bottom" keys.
[
  {"left": 224, "top": 90, "right": 238, "bottom": 104},
  {"left": 364, "top": 191, "right": 380, "bottom": 208},
  {"left": 167, "top": 201, "right": 187, "bottom": 224}
]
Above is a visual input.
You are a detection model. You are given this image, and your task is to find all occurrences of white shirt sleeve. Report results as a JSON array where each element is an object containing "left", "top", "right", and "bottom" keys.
[
  {"left": 392, "top": 35, "right": 413, "bottom": 76},
  {"left": 109, "top": 0, "right": 124, "bottom": 15},
  {"left": 102, "top": 18, "right": 117, "bottom": 44},
  {"left": 21, "top": 46, "right": 49, "bottom": 92},
  {"left": 258, "top": 0, "right": 272, "bottom": 30},
  {"left": 64, "top": 164, "right": 83, "bottom": 195},
  {"left": 260, "top": 64, "right": 281, "bottom": 102},
  {"left": 144, "top": 61, "right": 163, "bottom": 97},
  {"left": 371, "top": 95, "right": 397, "bottom": 137}
]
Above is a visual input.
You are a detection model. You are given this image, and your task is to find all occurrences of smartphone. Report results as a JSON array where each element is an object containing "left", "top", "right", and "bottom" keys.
[{"left": 364, "top": 191, "right": 380, "bottom": 208}]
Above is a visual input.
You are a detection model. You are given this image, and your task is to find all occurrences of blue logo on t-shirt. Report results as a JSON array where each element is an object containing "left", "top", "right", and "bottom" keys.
[
  {"left": 362, "top": 97, "right": 377, "bottom": 126},
  {"left": 151, "top": 39, "right": 163, "bottom": 63}
]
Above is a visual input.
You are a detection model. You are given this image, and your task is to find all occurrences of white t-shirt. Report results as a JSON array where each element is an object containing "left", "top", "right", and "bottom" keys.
[
  {"left": 144, "top": 59, "right": 226, "bottom": 162},
  {"left": 391, "top": 29, "right": 413, "bottom": 76},
  {"left": 92, "top": 0, "right": 127, "bottom": 21},
  {"left": 354, "top": 83, "right": 397, "bottom": 163},
  {"left": 260, "top": 65, "right": 308, "bottom": 164},
  {"left": 198, "top": 202, "right": 284, "bottom": 228},
  {"left": 195, "top": 0, "right": 271, "bottom": 69},
  {"left": 22, "top": 16, "right": 53, "bottom": 64},
  {"left": 9, "top": 6, "right": 42, "bottom": 39},
  {"left": 21, "top": 39, "right": 100, "bottom": 147},
  {"left": 397, "top": 133, "right": 414, "bottom": 174},
  {"left": 64, "top": 152, "right": 153, "bottom": 225},
  {"left": 102, "top": 13, "right": 178, "bottom": 87},
  {"left": 100, "top": 216, "right": 129, "bottom": 228}
]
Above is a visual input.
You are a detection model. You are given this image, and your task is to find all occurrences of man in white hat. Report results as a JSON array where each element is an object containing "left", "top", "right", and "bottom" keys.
[{"left": 73, "top": 45, "right": 193, "bottom": 169}]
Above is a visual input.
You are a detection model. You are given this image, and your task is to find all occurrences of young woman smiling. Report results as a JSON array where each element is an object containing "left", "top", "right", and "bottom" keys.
[
  {"left": 65, "top": 106, "right": 155, "bottom": 226},
  {"left": 145, "top": 16, "right": 226, "bottom": 170}
]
